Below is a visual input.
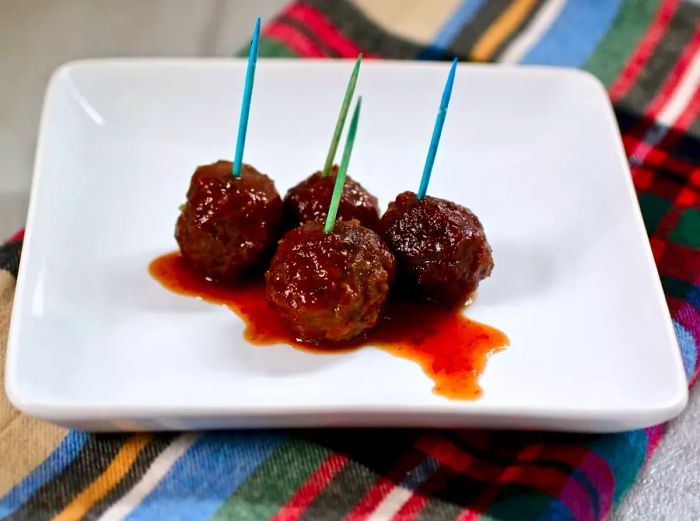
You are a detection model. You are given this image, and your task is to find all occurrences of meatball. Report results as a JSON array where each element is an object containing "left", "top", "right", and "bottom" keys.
[
  {"left": 266, "top": 220, "right": 395, "bottom": 344},
  {"left": 379, "top": 191, "right": 493, "bottom": 307},
  {"left": 176, "top": 160, "right": 283, "bottom": 281},
  {"left": 283, "top": 166, "right": 380, "bottom": 231}
]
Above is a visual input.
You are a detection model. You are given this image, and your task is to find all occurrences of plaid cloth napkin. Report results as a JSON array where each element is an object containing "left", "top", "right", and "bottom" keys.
[{"left": 2, "top": 0, "right": 699, "bottom": 519}]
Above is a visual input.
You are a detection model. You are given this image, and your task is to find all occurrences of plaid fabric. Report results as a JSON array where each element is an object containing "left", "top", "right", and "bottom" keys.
[{"left": 1, "top": 0, "right": 699, "bottom": 519}]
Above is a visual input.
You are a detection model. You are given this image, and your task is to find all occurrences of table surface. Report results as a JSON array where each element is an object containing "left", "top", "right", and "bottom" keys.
[{"left": 1, "top": 2, "right": 698, "bottom": 519}]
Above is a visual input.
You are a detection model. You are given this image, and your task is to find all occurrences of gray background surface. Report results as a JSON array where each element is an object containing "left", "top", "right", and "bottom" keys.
[{"left": 1, "top": 2, "right": 697, "bottom": 519}]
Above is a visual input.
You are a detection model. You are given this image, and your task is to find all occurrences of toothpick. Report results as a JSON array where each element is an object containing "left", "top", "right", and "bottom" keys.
[
  {"left": 417, "top": 58, "right": 458, "bottom": 200},
  {"left": 322, "top": 54, "right": 362, "bottom": 177},
  {"left": 233, "top": 17, "right": 261, "bottom": 177},
  {"left": 324, "top": 97, "right": 362, "bottom": 233}
]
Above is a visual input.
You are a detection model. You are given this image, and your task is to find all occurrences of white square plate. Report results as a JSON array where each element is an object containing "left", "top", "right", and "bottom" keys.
[{"left": 6, "top": 59, "right": 687, "bottom": 432}]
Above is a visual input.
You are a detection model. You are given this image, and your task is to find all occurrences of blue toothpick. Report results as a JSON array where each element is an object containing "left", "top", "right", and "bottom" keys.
[
  {"left": 417, "top": 58, "right": 458, "bottom": 200},
  {"left": 233, "top": 17, "right": 261, "bottom": 177}
]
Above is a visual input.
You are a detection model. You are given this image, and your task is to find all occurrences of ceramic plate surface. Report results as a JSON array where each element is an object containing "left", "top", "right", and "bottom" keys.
[{"left": 5, "top": 59, "right": 687, "bottom": 432}]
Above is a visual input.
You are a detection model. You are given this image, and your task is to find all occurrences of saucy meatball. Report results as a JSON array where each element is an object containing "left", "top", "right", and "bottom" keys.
[
  {"left": 379, "top": 191, "right": 493, "bottom": 307},
  {"left": 176, "top": 160, "right": 283, "bottom": 281},
  {"left": 283, "top": 166, "right": 380, "bottom": 231},
  {"left": 266, "top": 220, "right": 395, "bottom": 344}
]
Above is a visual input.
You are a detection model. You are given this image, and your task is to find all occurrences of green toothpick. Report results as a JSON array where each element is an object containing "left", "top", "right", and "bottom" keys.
[
  {"left": 324, "top": 97, "right": 362, "bottom": 234},
  {"left": 322, "top": 54, "right": 362, "bottom": 177}
]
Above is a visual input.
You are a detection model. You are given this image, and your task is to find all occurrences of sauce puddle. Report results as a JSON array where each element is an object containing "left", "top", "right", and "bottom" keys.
[{"left": 150, "top": 252, "right": 508, "bottom": 400}]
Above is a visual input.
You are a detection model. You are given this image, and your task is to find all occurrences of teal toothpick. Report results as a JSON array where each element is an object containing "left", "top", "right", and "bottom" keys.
[
  {"left": 417, "top": 58, "right": 458, "bottom": 200},
  {"left": 324, "top": 97, "right": 362, "bottom": 234},
  {"left": 233, "top": 17, "right": 261, "bottom": 177},
  {"left": 322, "top": 54, "right": 362, "bottom": 177}
]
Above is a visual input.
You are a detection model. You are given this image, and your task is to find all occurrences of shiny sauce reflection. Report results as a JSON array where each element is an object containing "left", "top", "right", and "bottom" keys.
[{"left": 149, "top": 252, "right": 508, "bottom": 400}]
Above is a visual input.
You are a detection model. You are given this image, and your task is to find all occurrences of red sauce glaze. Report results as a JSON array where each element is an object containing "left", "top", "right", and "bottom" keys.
[{"left": 149, "top": 252, "right": 508, "bottom": 400}]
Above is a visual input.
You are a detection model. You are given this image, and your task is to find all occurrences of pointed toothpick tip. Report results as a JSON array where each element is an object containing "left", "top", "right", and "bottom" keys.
[
  {"left": 232, "top": 17, "right": 262, "bottom": 177},
  {"left": 321, "top": 54, "right": 363, "bottom": 177},
  {"left": 324, "top": 96, "right": 362, "bottom": 234},
  {"left": 416, "top": 58, "right": 458, "bottom": 200}
]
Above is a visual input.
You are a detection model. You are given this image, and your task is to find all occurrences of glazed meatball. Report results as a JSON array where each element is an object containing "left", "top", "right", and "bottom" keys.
[
  {"left": 379, "top": 191, "right": 493, "bottom": 307},
  {"left": 283, "top": 166, "right": 380, "bottom": 231},
  {"left": 266, "top": 220, "right": 395, "bottom": 344},
  {"left": 176, "top": 160, "right": 283, "bottom": 281}
]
